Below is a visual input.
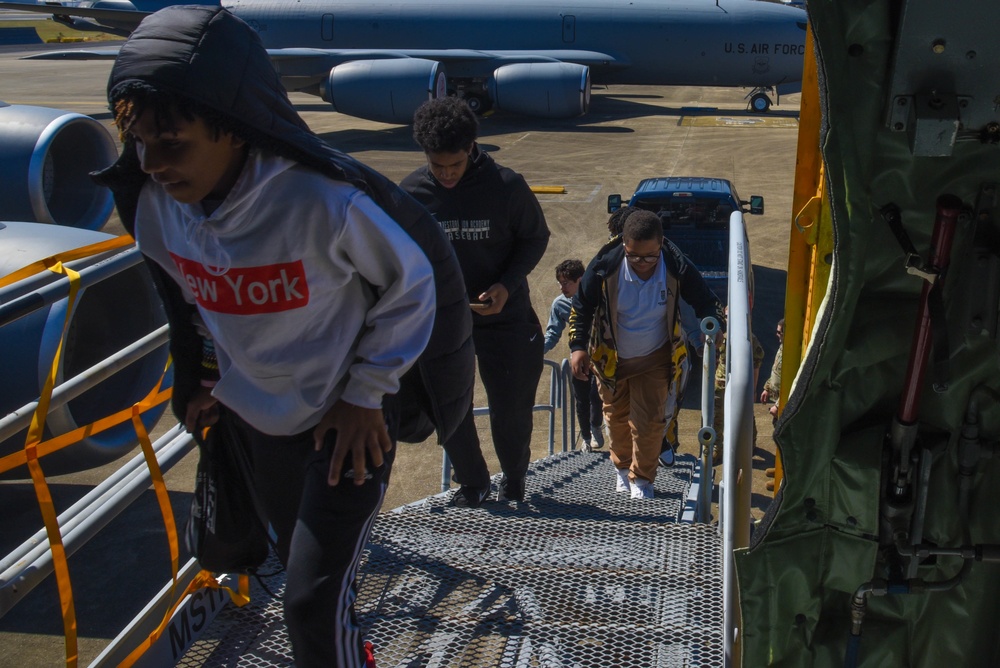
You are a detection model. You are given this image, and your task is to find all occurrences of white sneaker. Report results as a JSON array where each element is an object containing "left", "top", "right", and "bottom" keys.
[
  {"left": 630, "top": 478, "right": 655, "bottom": 500},
  {"left": 581, "top": 438, "right": 593, "bottom": 452},
  {"left": 591, "top": 427, "right": 605, "bottom": 449},
  {"left": 615, "top": 468, "right": 631, "bottom": 493}
]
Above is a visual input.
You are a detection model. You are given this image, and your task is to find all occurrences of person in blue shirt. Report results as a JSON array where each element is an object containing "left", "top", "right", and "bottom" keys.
[{"left": 544, "top": 259, "right": 604, "bottom": 451}]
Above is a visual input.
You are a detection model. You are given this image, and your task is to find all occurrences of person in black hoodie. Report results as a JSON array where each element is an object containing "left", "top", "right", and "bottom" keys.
[
  {"left": 94, "top": 6, "right": 476, "bottom": 666},
  {"left": 401, "top": 97, "right": 550, "bottom": 505}
]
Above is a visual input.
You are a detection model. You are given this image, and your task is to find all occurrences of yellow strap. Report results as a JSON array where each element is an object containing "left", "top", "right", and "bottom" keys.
[
  {"left": 132, "top": 358, "right": 180, "bottom": 588},
  {"left": 4, "top": 378, "right": 173, "bottom": 667},
  {"left": 118, "top": 571, "right": 253, "bottom": 668},
  {"left": 0, "top": 235, "right": 133, "bottom": 289},
  {"left": 15, "top": 249, "right": 162, "bottom": 668},
  {"left": 25, "top": 260, "right": 83, "bottom": 668},
  {"left": 0, "top": 386, "right": 171, "bottom": 475}
]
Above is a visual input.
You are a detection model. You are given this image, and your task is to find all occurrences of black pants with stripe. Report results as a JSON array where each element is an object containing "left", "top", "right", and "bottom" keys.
[{"left": 228, "top": 397, "right": 397, "bottom": 667}]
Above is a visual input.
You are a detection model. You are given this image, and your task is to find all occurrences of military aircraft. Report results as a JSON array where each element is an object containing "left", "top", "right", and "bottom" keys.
[
  {"left": 739, "top": 2, "right": 1000, "bottom": 666},
  {"left": 0, "top": 0, "right": 807, "bottom": 123}
]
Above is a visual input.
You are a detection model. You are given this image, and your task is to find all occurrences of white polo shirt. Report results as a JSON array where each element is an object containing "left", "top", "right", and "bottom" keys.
[{"left": 615, "top": 257, "right": 671, "bottom": 359}]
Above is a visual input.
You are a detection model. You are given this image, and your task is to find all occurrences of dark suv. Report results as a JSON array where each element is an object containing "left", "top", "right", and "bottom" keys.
[{"left": 608, "top": 177, "right": 763, "bottom": 297}]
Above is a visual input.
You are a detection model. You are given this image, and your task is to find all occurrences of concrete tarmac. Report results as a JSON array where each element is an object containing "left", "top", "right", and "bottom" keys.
[{"left": 0, "top": 35, "right": 799, "bottom": 667}]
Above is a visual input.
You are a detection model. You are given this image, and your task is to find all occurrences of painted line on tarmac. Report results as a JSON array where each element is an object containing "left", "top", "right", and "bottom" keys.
[{"left": 680, "top": 116, "right": 799, "bottom": 128}]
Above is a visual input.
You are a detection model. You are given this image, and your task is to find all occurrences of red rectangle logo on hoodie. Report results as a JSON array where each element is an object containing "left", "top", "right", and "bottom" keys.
[{"left": 169, "top": 252, "right": 310, "bottom": 315}]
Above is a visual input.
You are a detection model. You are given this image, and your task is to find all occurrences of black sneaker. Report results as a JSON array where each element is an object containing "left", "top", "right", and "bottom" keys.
[
  {"left": 497, "top": 476, "right": 525, "bottom": 502},
  {"left": 659, "top": 446, "right": 675, "bottom": 467},
  {"left": 450, "top": 485, "right": 490, "bottom": 508},
  {"left": 659, "top": 436, "right": 676, "bottom": 467}
]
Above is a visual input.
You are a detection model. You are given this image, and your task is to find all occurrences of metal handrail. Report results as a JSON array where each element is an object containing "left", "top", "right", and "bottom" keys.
[
  {"left": 0, "top": 324, "right": 169, "bottom": 443},
  {"left": 440, "top": 358, "right": 565, "bottom": 492},
  {"left": 560, "top": 358, "right": 573, "bottom": 451},
  {"left": 0, "top": 245, "right": 143, "bottom": 328},
  {"left": 697, "top": 317, "right": 720, "bottom": 523},
  {"left": 0, "top": 242, "right": 188, "bottom": 619},
  {"left": 0, "top": 425, "right": 194, "bottom": 617},
  {"left": 721, "top": 209, "right": 756, "bottom": 667}
]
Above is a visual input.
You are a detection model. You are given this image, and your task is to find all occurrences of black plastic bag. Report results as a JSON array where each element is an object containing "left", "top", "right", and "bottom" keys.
[{"left": 184, "top": 416, "right": 269, "bottom": 573}]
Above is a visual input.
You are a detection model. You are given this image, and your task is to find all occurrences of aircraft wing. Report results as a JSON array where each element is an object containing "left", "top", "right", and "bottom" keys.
[
  {"left": 0, "top": 1, "right": 148, "bottom": 33},
  {"left": 23, "top": 45, "right": 621, "bottom": 83},
  {"left": 268, "top": 48, "right": 620, "bottom": 68},
  {"left": 22, "top": 48, "right": 121, "bottom": 59},
  {"left": 23, "top": 45, "right": 619, "bottom": 68}
]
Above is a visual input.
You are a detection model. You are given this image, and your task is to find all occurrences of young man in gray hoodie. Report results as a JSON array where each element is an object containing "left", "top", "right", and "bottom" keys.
[{"left": 98, "top": 7, "right": 474, "bottom": 666}]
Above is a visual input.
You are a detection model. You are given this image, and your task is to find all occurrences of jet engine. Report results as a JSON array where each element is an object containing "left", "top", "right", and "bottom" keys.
[
  {"left": 0, "top": 223, "right": 172, "bottom": 475},
  {"left": 0, "top": 102, "right": 117, "bottom": 231},
  {"left": 323, "top": 58, "right": 447, "bottom": 125},
  {"left": 489, "top": 62, "right": 591, "bottom": 119},
  {"left": 0, "top": 105, "right": 172, "bottom": 476}
]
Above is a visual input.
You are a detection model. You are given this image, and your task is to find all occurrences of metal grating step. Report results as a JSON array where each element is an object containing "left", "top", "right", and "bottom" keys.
[{"left": 177, "top": 451, "right": 723, "bottom": 667}]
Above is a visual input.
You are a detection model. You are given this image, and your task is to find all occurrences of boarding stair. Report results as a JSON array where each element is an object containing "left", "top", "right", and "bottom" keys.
[
  {"left": 177, "top": 450, "right": 725, "bottom": 667},
  {"left": 2, "top": 211, "right": 756, "bottom": 667}
]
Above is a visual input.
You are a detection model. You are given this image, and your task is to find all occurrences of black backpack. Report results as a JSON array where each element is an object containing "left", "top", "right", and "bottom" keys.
[{"left": 184, "top": 415, "right": 269, "bottom": 574}]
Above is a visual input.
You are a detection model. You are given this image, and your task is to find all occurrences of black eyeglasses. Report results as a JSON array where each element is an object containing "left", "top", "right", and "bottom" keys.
[{"left": 625, "top": 253, "right": 660, "bottom": 265}]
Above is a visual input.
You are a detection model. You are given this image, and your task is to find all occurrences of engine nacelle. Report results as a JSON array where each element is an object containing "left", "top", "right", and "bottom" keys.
[
  {"left": 0, "top": 222, "right": 172, "bottom": 476},
  {"left": 0, "top": 103, "right": 117, "bottom": 231},
  {"left": 489, "top": 62, "right": 591, "bottom": 119},
  {"left": 323, "top": 58, "right": 447, "bottom": 125}
]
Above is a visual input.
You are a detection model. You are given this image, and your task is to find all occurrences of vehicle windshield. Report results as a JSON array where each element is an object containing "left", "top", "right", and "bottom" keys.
[
  {"left": 633, "top": 196, "right": 734, "bottom": 228},
  {"left": 632, "top": 196, "right": 733, "bottom": 271}
]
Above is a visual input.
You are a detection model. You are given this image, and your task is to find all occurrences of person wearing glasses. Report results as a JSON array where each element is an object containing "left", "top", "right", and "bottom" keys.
[
  {"left": 605, "top": 207, "right": 700, "bottom": 469},
  {"left": 568, "top": 209, "right": 723, "bottom": 499}
]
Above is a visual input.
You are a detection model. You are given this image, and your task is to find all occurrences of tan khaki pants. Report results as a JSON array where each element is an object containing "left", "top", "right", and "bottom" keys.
[{"left": 597, "top": 344, "right": 672, "bottom": 483}]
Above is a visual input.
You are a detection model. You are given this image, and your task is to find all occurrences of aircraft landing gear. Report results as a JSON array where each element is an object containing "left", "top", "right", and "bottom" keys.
[
  {"left": 463, "top": 93, "right": 492, "bottom": 115},
  {"left": 746, "top": 88, "right": 773, "bottom": 113}
]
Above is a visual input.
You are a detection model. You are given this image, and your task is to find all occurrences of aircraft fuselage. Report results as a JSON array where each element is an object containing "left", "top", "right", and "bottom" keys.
[{"left": 226, "top": 0, "right": 806, "bottom": 89}]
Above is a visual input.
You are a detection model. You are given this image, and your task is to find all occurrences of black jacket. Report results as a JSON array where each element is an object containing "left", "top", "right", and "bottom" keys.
[{"left": 92, "top": 5, "right": 474, "bottom": 443}]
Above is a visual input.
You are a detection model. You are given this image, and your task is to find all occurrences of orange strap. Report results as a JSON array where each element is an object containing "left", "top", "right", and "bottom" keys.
[
  {"left": 0, "top": 386, "right": 171, "bottom": 476},
  {"left": 6, "top": 233, "right": 251, "bottom": 667}
]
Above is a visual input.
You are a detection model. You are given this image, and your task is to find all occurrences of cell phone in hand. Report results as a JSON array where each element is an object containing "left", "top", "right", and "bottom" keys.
[{"left": 470, "top": 299, "right": 493, "bottom": 311}]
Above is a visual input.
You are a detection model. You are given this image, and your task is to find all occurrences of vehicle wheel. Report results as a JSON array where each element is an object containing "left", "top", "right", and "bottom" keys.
[{"left": 750, "top": 92, "right": 772, "bottom": 113}]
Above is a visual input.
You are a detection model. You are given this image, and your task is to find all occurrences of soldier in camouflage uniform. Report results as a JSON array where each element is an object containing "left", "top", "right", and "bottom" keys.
[
  {"left": 712, "top": 325, "right": 764, "bottom": 465},
  {"left": 760, "top": 318, "right": 784, "bottom": 424}
]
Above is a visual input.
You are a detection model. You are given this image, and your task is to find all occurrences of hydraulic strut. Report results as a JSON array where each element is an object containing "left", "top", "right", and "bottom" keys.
[{"left": 889, "top": 194, "right": 963, "bottom": 499}]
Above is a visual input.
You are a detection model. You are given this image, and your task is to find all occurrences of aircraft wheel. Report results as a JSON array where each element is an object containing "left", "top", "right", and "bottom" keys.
[
  {"left": 464, "top": 94, "right": 489, "bottom": 115},
  {"left": 750, "top": 92, "right": 772, "bottom": 113}
]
